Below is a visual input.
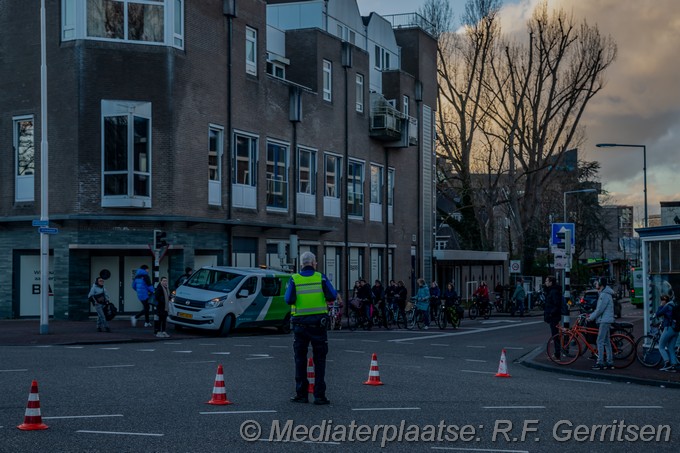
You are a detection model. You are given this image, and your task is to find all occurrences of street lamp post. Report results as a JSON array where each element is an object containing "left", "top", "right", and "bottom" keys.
[
  {"left": 596, "top": 143, "right": 648, "bottom": 227},
  {"left": 563, "top": 189, "right": 599, "bottom": 223}
]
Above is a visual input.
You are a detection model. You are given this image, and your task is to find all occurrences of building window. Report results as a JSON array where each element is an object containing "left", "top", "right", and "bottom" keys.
[
  {"left": 233, "top": 132, "right": 257, "bottom": 186},
  {"left": 246, "top": 26, "right": 257, "bottom": 75},
  {"left": 14, "top": 116, "right": 35, "bottom": 202},
  {"left": 101, "top": 100, "right": 152, "bottom": 208},
  {"left": 374, "top": 45, "right": 381, "bottom": 69},
  {"left": 356, "top": 74, "right": 364, "bottom": 113},
  {"left": 387, "top": 168, "right": 395, "bottom": 207},
  {"left": 298, "top": 148, "right": 316, "bottom": 195},
  {"left": 208, "top": 125, "right": 223, "bottom": 206},
  {"left": 62, "top": 0, "right": 183, "bottom": 48},
  {"left": 370, "top": 164, "right": 383, "bottom": 204},
  {"left": 324, "top": 154, "right": 341, "bottom": 199},
  {"left": 267, "top": 141, "right": 288, "bottom": 210},
  {"left": 323, "top": 59, "right": 332, "bottom": 102},
  {"left": 403, "top": 95, "right": 410, "bottom": 117},
  {"left": 266, "top": 60, "right": 285, "bottom": 79},
  {"left": 347, "top": 160, "right": 364, "bottom": 218}
]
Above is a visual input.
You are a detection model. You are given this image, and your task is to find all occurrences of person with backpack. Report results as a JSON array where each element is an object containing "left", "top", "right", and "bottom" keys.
[
  {"left": 511, "top": 277, "right": 526, "bottom": 317},
  {"left": 131, "top": 264, "right": 154, "bottom": 327},
  {"left": 655, "top": 293, "right": 679, "bottom": 372},
  {"left": 88, "top": 277, "right": 111, "bottom": 333}
]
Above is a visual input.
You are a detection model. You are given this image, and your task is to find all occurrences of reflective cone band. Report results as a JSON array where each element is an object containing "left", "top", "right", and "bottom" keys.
[
  {"left": 495, "top": 349, "right": 511, "bottom": 378},
  {"left": 364, "top": 353, "right": 384, "bottom": 385},
  {"left": 17, "top": 380, "right": 49, "bottom": 430},
  {"left": 207, "top": 364, "right": 233, "bottom": 405},
  {"left": 307, "top": 358, "right": 315, "bottom": 394}
]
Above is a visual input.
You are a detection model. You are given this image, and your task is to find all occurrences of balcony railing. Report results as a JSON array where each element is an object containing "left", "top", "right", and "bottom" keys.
[{"left": 369, "top": 92, "right": 404, "bottom": 141}]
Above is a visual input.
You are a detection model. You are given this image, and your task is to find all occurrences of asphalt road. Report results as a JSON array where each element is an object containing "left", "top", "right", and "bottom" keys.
[{"left": 1, "top": 317, "right": 677, "bottom": 452}]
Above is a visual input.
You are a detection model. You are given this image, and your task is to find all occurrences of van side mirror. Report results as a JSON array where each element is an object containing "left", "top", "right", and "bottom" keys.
[{"left": 237, "top": 289, "right": 249, "bottom": 298}]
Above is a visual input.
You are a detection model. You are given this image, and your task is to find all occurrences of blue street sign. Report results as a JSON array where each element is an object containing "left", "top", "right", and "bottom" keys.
[
  {"left": 38, "top": 227, "right": 59, "bottom": 234},
  {"left": 551, "top": 223, "right": 575, "bottom": 246},
  {"left": 32, "top": 220, "right": 49, "bottom": 227}
]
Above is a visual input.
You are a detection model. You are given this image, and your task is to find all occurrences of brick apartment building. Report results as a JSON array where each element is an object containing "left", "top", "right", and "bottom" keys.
[{"left": 0, "top": 0, "right": 437, "bottom": 320}]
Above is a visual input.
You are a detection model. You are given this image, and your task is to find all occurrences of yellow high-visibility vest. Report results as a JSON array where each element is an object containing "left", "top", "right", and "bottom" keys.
[{"left": 291, "top": 272, "right": 327, "bottom": 317}]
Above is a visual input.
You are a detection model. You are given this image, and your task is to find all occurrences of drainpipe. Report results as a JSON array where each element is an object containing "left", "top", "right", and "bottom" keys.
[
  {"left": 342, "top": 43, "right": 352, "bottom": 302},
  {"left": 225, "top": 1, "right": 236, "bottom": 265}
]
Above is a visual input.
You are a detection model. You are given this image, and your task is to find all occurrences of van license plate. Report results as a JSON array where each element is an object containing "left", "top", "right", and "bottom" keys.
[{"left": 178, "top": 312, "right": 193, "bottom": 319}]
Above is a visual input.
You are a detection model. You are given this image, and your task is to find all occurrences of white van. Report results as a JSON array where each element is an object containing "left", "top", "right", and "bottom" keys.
[{"left": 168, "top": 266, "right": 292, "bottom": 336}]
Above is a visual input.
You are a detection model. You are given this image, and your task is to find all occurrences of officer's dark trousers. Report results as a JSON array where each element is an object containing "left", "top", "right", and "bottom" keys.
[{"left": 293, "top": 324, "right": 328, "bottom": 399}]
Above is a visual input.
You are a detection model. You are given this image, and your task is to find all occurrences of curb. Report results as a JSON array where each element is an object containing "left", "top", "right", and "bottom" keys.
[{"left": 518, "top": 346, "right": 680, "bottom": 390}]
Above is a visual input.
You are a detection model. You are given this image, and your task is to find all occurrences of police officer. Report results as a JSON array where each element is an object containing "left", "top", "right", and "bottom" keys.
[{"left": 285, "top": 251, "right": 338, "bottom": 405}]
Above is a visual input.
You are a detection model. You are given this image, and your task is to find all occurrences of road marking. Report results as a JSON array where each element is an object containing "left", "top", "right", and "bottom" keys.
[
  {"left": 558, "top": 378, "right": 611, "bottom": 385},
  {"left": 481, "top": 320, "right": 521, "bottom": 325},
  {"left": 211, "top": 352, "right": 231, "bottom": 355},
  {"left": 352, "top": 407, "right": 421, "bottom": 411},
  {"left": 234, "top": 344, "right": 253, "bottom": 347},
  {"left": 344, "top": 350, "right": 365, "bottom": 354},
  {"left": 431, "top": 343, "right": 449, "bottom": 347},
  {"left": 460, "top": 370, "right": 495, "bottom": 375},
  {"left": 246, "top": 356, "right": 274, "bottom": 360},
  {"left": 87, "top": 364, "right": 134, "bottom": 369},
  {"left": 77, "top": 430, "right": 163, "bottom": 437},
  {"left": 65, "top": 346, "right": 84, "bottom": 349},
  {"left": 269, "top": 345, "right": 289, "bottom": 348},
  {"left": 0, "top": 369, "right": 28, "bottom": 372},
  {"left": 34, "top": 345, "right": 52, "bottom": 348},
  {"left": 172, "top": 350, "right": 193, "bottom": 353},
  {"left": 162, "top": 342, "right": 183, "bottom": 345},
  {"left": 465, "top": 359, "right": 487, "bottom": 363},
  {"left": 200, "top": 410, "right": 277, "bottom": 415},
  {"left": 466, "top": 345, "right": 486, "bottom": 348},
  {"left": 503, "top": 347, "right": 525, "bottom": 350},
  {"left": 99, "top": 347, "right": 120, "bottom": 350},
  {"left": 604, "top": 406, "right": 663, "bottom": 409},
  {"left": 136, "top": 349, "right": 155, "bottom": 352},
  {"left": 424, "top": 356, "right": 445, "bottom": 360},
  {"left": 390, "top": 321, "right": 543, "bottom": 342},
  {"left": 361, "top": 340, "right": 379, "bottom": 343},
  {"left": 200, "top": 343, "right": 217, "bottom": 346},
  {"left": 249, "top": 354, "right": 270, "bottom": 357},
  {"left": 483, "top": 406, "right": 546, "bottom": 409},
  {"left": 44, "top": 415, "right": 123, "bottom": 420},
  {"left": 182, "top": 360, "right": 216, "bottom": 364}
]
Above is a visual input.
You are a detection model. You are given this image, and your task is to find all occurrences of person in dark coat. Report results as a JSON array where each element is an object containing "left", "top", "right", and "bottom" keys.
[{"left": 544, "top": 275, "right": 564, "bottom": 360}]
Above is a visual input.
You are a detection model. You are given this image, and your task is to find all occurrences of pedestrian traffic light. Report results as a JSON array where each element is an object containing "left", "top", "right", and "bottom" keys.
[{"left": 154, "top": 229, "right": 167, "bottom": 249}]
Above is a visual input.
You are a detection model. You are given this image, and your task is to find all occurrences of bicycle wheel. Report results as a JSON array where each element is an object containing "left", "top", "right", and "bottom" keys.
[
  {"left": 547, "top": 332, "right": 580, "bottom": 365},
  {"left": 329, "top": 313, "right": 337, "bottom": 331},
  {"left": 416, "top": 310, "right": 425, "bottom": 329},
  {"left": 636, "top": 335, "right": 662, "bottom": 368},
  {"left": 396, "top": 310, "right": 407, "bottom": 329},
  {"left": 348, "top": 311, "right": 358, "bottom": 331},
  {"left": 437, "top": 309, "right": 447, "bottom": 330},
  {"left": 405, "top": 310, "right": 416, "bottom": 330},
  {"left": 610, "top": 334, "right": 636, "bottom": 368},
  {"left": 469, "top": 306, "right": 478, "bottom": 320},
  {"left": 483, "top": 307, "right": 491, "bottom": 320}
]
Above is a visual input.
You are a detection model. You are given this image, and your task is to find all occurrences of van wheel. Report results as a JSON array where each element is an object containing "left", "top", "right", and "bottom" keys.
[
  {"left": 278, "top": 314, "right": 291, "bottom": 334},
  {"left": 219, "top": 314, "right": 235, "bottom": 337}
]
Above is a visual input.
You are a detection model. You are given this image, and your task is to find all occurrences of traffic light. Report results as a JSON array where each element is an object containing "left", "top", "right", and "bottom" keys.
[{"left": 154, "top": 229, "right": 167, "bottom": 249}]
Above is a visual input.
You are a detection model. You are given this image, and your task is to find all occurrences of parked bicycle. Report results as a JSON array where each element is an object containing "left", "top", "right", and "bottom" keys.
[
  {"left": 547, "top": 313, "right": 636, "bottom": 368},
  {"left": 635, "top": 315, "right": 680, "bottom": 368},
  {"left": 468, "top": 295, "right": 491, "bottom": 320},
  {"left": 405, "top": 297, "right": 428, "bottom": 330},
  {"left": 437, "top": 299, "right": 463, "bottom": 329},
  {"left": 385, "top": 301, "right": 407, "bottom": 329}
]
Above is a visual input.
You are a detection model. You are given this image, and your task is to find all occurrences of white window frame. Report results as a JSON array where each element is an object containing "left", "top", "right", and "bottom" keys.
[
  {"left": 347, "top": 159, "right": 364, "bottom": 219},
  {"left": 403, "top": 95, "right": 410, "bottom": 117},
  {"left": 370, "top": 163, "right": 383, "bottom": 222},
  {"left": 14, "top": 115, "right": 35, "bottom": 203},
  {"left": 266, "top": 140, "right": 289, "bottom": 211},
  {"left": 387, "top": 167, "right": 395, "bottom": 224},
  {"left": 208, "top": 124, "right": 223, "bottom": 206},
  {"left": 297, "top": 146, "right": 317, "bottom": 216},
  {"left": 356, "top": 74, "right": 364, "bottom": 113},
  {"left": 246, "top": 26, "right": 257, "bottom": 76},
  {"left": 61, "top": 0, "right": 184, "bottom": 49},
  {"left": 323, "top": 59, "right": 332, "bottom": 102},
  {"left": 101, "top": 100, "right": 152, "bottom": 208},
  {"left": 232, "top": 131, "right": 258, "bottom": 209}
]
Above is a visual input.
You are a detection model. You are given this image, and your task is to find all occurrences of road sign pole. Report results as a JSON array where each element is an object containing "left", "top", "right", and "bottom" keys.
[{"left": 562, "top": 230, "right": 572, "bottom": 330}]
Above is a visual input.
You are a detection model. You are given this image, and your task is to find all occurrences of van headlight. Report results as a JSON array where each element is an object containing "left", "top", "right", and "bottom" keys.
[{"left": 206, "top": 296, "right": 229, "bottom": 308}]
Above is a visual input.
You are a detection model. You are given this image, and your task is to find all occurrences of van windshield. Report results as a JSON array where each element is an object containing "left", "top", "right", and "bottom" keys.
[{"left": 184, "top": 269, "right": 245, "bottom": 293}]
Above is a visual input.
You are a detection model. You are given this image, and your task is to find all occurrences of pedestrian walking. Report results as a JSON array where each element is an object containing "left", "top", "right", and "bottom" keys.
[
  {"left": 131, "top": 264, "right": 154, "bottom": 327},
  {"left": 88, "top": 277, "right": 111, "bottom": 332},
  {"left": 544, "top": 275, "right": 563, "bottom": 360},
  {"left": 154, "top": 276, "right": 171, "bottom": 338},
  {"left": 655, "top": 294, "right": 679, "bottom": 372},
  {"left": 285, "top": 251, "right": 338, "bottom": 405},
  {"left": 587, "top": 277, "right": 615, "bottom": 370}
]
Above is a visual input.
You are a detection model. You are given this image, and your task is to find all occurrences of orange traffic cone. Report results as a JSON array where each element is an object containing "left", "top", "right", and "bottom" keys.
[
  {"left": 307, "top": 358, "right": 315, "bottom": 394},
  {"left": 364, "top": 353, "right": 384, "bottom": 386},
  {"left": 495, "top": 349, "right": 511, "bottom": 378},
  {"left": 17, "top": 380, "right": 49, "bottom": 430},
  {"left": 207, "top": 364, "right": 233, "bottom": 405}
]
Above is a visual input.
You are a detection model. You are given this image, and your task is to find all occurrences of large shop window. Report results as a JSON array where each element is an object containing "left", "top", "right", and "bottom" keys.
[
  {"left": 62, "top": 0, "right": 184, "bottom": 48},
  {"left": 101, "top": 100, "right": 152, "bottom": 208},
  {"left": 14, "top": 116, "right": 35, "bottom": 202}
]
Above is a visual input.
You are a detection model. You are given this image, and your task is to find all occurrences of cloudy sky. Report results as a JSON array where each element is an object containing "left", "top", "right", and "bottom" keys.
[{"left": 358, "top": 0, "right": 680, "bottom": 223}]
